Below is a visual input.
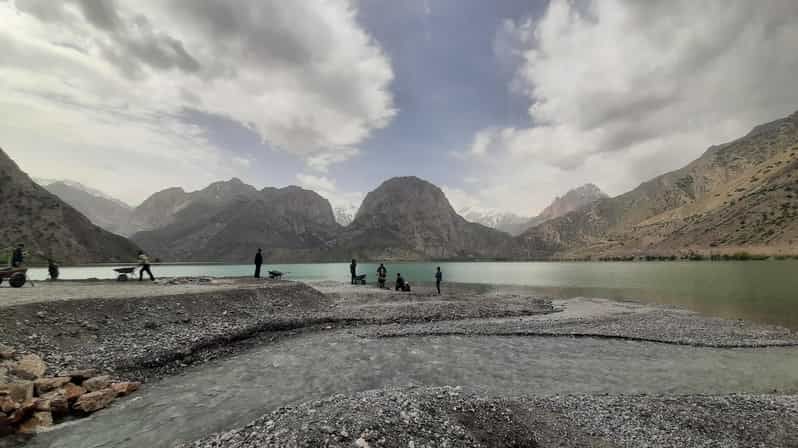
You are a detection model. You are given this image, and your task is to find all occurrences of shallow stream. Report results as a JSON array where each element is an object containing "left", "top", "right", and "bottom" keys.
[{"left": 26, "top": 332, "right": 798, "bottom": 448}]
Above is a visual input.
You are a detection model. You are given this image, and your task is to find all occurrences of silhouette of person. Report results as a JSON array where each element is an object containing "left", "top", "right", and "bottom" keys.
[
  {"left": 395, "top": 273, "right": 405, "bottom": 291},
  {"left": 377, "top": 263, "right": 387, "bottom": 288},
  {"left": 350, "top": 259, "right": 357, "bottom": 284},
  {"left": 435, "top": 266, "right": 443, "bottom": 295},
  {"left": 11, "top": 244, "right": 24, "bottom": 267},
  {"left": 254, "top": 248, "right": 263, "bottom": 278},
  {"left": 138, "top": 250, "right": 155, "bottom": 281}
]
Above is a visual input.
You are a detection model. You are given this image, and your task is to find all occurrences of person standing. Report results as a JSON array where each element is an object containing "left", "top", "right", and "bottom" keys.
[
  {"left": 350, "top": 259, "right": 357, "bottom": 285},
  {"left": 254, "top": 248, "right": 263, "bottom": 278},
  {"left": 377, "top": 263, "right": 387, "bottom": 289},
  {"left": 48, "top": 259, "right": 60, "bottom": 281},
  {"left": 435, "top": 266, "right": 443, "bottom": 295},
  {"left": 11, "top": 244, "right": 25, "bottom": 267},
  {"left": 138, "top": 250, "right": 155, "bottom": 281}
]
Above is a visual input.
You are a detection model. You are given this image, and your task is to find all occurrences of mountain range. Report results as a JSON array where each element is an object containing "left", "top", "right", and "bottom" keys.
[
  {"left": 12, "top": 110, "right": 798, "bottom": 262},
  {"left": 0, "top": 149, "right": 139, "bottom": 264},
  {"left": 518, "top": 111, "right": 798, "bottom": 258},
  {"left": 459, "top": 183, "right": 608, "bottom": 236}
]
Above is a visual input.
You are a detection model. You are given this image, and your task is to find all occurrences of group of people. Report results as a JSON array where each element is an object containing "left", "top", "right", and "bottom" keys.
[{"left": 351, "top": 259, "right": 444, "bottom": 294}]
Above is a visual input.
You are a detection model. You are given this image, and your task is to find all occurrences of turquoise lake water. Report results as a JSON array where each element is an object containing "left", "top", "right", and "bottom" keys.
[{"left": 23, "top": 261, "right": 798, "bottom": 329}]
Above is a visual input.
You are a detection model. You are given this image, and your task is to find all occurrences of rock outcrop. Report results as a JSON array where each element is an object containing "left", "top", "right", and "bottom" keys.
[
  {"left": 526, "top": 183, "right": 608, "bottom": 228},
  {"left": 333, "top": 177, "right": 513, "bottom": 260},
  {"left": 0, "top": 148, "right": 140, "bottom": 264}
]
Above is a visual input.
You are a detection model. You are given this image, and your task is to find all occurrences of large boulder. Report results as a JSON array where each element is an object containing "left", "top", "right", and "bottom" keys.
[
  {"left": 111, "top": 381, "right": 140, "bottom": 396},
  {"left": 83, "top": 375, "right": 112, "bottom": 392},
  {"left": 0, "top": 396, "right": 19, "bottom": 414},
  {"left": 63, "top": 369, "right": 97, "bottom": 384},
  {"left": 11, "top": 354, "right": 47, "bottom": 380},
  {"left": 0, "top": 381, "right": 34, "bottom": 403},
  {"left": 73, "top": 388, "right": 117, "bottom": 413},
  {"left": 18, "top": 411, "right": 53, "bottom": 434},
  {"left": 34, "top": 377, "right": 71, "bottom": 395},
  {"left": 48, "top": 395, "right": 69, "bottom": 416}
]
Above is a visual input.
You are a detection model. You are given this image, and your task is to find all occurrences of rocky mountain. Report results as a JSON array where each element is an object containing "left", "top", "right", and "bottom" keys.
[
  {"left": 34, "top": 178, "right": 130, "bottom": 209},
  {"left": 526, "top": 184, "right": 608, "bottom": 228},
  {"left": 129, "top": 178, "right": 260, "bottom": 234},
  {"left": 458, "top": 207, "right": 531, "bottom": 236},
  {"left": 334, "top": 177, "right": 513, "bottom": 260},
  {"left": 0, "top": 148, "right": 140, "bottom": 264},
  {"left": 518, "top": 111, "right": 798, "bottom": 258},
  {"left": 132, "top": 182, "right": 341, "bottom": 262},
  {"left": 43, "top": 181, "right": 133, "bottom": 236}
]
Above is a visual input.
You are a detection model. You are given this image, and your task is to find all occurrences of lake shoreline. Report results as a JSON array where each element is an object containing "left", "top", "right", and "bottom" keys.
[{"left": 3, "top": 278, "right": 798, "bottom": 446}]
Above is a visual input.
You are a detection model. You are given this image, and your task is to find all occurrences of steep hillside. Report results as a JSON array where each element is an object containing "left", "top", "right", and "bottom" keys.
[
  {"left": 44, "top": 181, "right": 133, "bottom": 236},
  {"left": 334, "top": 177, "right": 513, "bottom": 260},
  {"left": 133, "top": 184, "right": 340, "bottom": 262},
  {"left": 526, "top": 184, "right": 608, "bottom": 228},
  {"left": 0, "top": 148, "right": 139, "bottom": 264},
  {"left": 518, "top": 111, "right": 798, "bottom": 257}
]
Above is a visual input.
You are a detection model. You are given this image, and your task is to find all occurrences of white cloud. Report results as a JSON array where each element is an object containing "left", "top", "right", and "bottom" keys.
[
  {"left": 295, "top": 172, "right": 364, "bottom": 220},
  {"left": 458, "top": 0, "right": 798, "bottom": 215},
  {"left": 0, "top": 0, "right": 394, "bottom": 202},
  {"left": 296, "top": 173, "right": 337, "bottom": 193}
]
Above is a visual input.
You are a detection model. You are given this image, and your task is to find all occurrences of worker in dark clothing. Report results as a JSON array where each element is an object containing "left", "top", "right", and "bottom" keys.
[
  {"left": 435, "top": 266, "right": 443, "bottom": 295},
  {"left": 377, "top": 263, "right": 387, "bottom": 289},
  {"left": 11, "top": 244, "right": 24, "bottom": 267},
  {"left": 48, "top": 259, "right": 60, "bottom": 281},
  {"left": 395, "top": 273, "right": 405, "bottom": 291},
  {"left": 254, "top": 248, "right": 263, "bottom": 278},
  {"left": 138, "top": 250, "right": 155, "bottom": 281},
  {"left": 350, "top": 259, "right": 357, "bottom": 285}
]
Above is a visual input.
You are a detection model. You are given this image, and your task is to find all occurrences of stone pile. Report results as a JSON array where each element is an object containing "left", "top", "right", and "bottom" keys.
[{"left": 0, "top": 344, "right": 139, "bottom": 435}]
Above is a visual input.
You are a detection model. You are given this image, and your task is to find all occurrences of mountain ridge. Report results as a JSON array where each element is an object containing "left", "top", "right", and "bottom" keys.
[{"left": 0, "top": 148, "right": 140, "bottom": 264}]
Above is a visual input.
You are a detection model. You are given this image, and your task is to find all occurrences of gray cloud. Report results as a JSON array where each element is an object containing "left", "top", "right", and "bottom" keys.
[
  {"left": 15, "top": 0, "right": 201, "bottom": 76},
  {"left": 71, "top": 0, "right": 122, "bottom": 31}
]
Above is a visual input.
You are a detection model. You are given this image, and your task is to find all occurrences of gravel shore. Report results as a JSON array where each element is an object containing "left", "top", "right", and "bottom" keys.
[
  {"left": 182, "top": 386, "right": 798, "bottom": 448},
  {"left": 3, "top": 279, "right": 798, "bottom": 447},
  {"left": 0, "top": 280, "right": 555, "bottom": 381}
]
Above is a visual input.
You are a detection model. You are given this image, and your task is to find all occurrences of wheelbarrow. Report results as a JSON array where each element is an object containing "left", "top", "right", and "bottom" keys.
[
  {"left": 354, "top": 274, "right": 367, "bottom": 285},
  {"left": 113, "top": 267, "right": 137, "bottom": 281},
  {"left": 0, "top": 267, "right": 29, "bottom": 288},
  {"left": 268, "top": 270, "right": 285, "bottom": 280}
]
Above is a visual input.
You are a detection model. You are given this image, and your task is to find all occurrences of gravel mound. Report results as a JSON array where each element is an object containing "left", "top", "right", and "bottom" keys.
[{"left": 182, "top": 387, "right": 798, "bottom": 448}]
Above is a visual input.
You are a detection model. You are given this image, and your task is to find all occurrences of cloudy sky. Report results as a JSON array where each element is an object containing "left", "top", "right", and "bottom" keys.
[{"left": 2, "top": 0, "right": 798, "bottom": 217}]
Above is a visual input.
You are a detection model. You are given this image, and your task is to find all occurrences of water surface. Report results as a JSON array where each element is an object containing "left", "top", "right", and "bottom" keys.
[
  {"left": 26, "top": 333, "right": 798, "bottom": 448},
  {"left": 26, "top": 261, "right": 798, "bottom": 329}
]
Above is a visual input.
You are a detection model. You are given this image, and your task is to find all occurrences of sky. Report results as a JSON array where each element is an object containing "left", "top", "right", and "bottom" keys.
[{"left": 2, "top": 0, "right": 798, "bottom": 217}]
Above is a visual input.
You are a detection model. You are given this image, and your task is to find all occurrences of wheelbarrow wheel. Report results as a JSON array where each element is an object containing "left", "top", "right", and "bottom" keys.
[
  {"left": 117, "top": 274, "right": 129, "bottom": 282},
  {"left": 9, "top": 273, "right": 26, "bottom": 288}
]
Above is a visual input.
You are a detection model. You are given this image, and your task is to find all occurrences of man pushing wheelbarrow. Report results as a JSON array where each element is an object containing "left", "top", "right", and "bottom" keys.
[{"left": 113, "top": 250, "right": 156, "bottom": 281}]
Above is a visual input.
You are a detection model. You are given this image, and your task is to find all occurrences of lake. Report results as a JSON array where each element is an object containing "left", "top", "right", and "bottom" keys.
[{"left": 24, "top": 260, "right": 798, "bottom": 330}]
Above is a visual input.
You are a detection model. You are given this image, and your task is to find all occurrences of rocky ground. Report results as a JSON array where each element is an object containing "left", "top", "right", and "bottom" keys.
[
  {"left": 182, "top": 386, "right": 798, "bottom": 448},
  {"left": 2, "top": 278, "right": 798, "bottom": 444},
  {"left": 0, "top": 280, "right": 555, "bottom": 383}
]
